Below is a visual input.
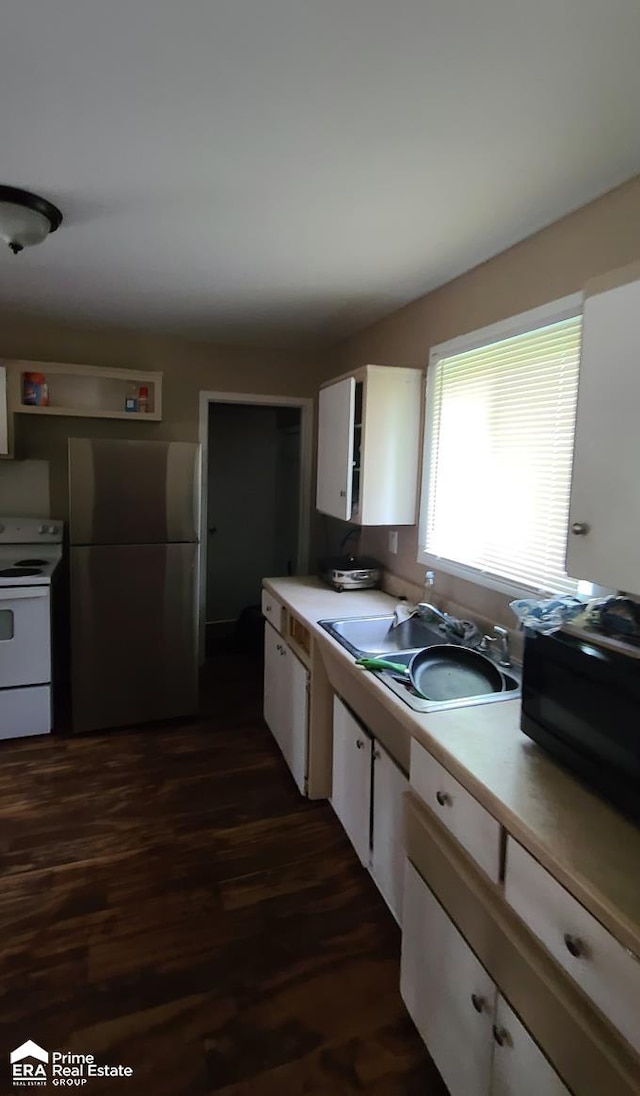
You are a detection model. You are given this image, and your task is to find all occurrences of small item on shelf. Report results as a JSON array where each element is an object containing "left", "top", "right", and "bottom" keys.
[
  {"left": 137, "top": 385, "right": 149, "bottom": 413},
  {"left": 125, "top": 381, "right": 139, "bottom": 413},
  {"left": 22, "top": 372, "right": 49, "bottom": 407}
]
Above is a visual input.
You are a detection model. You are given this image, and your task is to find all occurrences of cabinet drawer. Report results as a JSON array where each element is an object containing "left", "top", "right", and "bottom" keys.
[
  {"left": 410, "top": 739, "right": 502, "bottom": 883},
  {"left": 261, "top": 589, "right": 285, "bottom": 634},
  {"left": 505, "top": 838, "right": 640, "bottom": 1056}
]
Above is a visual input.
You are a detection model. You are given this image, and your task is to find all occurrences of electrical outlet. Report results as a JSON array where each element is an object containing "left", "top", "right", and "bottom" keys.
[{"left": 388, "top": 530, "right": 398, "bottom": 554}]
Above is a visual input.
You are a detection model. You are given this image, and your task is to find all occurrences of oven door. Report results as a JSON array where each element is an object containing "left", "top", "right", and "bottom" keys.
[{"left": 0, "top": 586, "right": 51, "bottom": 688}]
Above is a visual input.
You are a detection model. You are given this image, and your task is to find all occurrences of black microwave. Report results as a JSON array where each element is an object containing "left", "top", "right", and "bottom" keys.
[{"left": 521, "top": 629, "right": 640, "bottom": 824}]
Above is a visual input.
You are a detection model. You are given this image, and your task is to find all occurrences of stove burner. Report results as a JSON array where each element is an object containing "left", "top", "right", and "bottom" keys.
[
  {"left": 15, "top": 558, "right": 48, "bottom": 566},
  {"left": 0, "top": 566, "right": 44, "bottom": 577}
]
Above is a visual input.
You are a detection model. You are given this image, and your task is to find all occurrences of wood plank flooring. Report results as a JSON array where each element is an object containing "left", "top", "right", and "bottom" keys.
[{"left": 0, "top": 650, "right": 447, "bottom": 1095}]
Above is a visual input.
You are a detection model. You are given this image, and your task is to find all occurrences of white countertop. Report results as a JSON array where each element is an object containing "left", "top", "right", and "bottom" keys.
[{"left": 265, "top": 575, "right": 640, "bottom": 955}]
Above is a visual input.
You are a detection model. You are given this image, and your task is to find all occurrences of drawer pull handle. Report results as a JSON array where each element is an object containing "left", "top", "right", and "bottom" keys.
[
  {"left": 436, "top": 790, "right": 452, "bottom": 807},
  {"left": 373, "top": 748, "right": 381, "bottom": 760},
  {"left": 564, "top": 933, "right": 587, "bottom": 959},
  {"left": 492, "top": 1025, "right": 511, "bottom": 1048},
  {"left": 356, "top": 739, "right": 364, "bottom": 749},
  {"left": 265, "top": 605, "right": 271, "bottom": 612},
  {"left": 471, "top": 993, "right": 485, "bottom": 1014}
]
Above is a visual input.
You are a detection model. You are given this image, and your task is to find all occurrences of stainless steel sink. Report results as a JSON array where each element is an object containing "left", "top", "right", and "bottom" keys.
[
  {"left": 373, "top": 649, "right": 522, "bottom": 713},
  {"left": 318, "top": 613, "right": 522, "bottom": 712},
  {"left": 318, "top": 613, "right": 444, "bottom": 657}
]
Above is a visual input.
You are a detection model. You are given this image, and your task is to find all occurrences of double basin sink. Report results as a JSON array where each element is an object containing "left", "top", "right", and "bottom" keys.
[{"left": 319, "top": 613, "right": 521, "bottom": 713}]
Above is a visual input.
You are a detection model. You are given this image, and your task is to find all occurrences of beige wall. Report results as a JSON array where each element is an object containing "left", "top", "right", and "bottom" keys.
[
  {"left": 4, "top": 172, "right": 640, "bottom": 617},
  {"left": 333, "top": 174, "right": 640, "bottom": 626},
  {"left": 1, "top": 310, "right": 325, "bottom": 518}
]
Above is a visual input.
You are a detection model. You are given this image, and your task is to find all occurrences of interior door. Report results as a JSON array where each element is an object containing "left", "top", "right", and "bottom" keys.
[
  {"left": 401, "top": 860, "right": 495, "bottom": 1096},
  {"left": 316, "top": 378, "right": 355, "bottom": 520},
  {"left": 490, "top": 996, "right": 570, "bottom": 1096},
  {"left": 70, "top": 543, "right": 198, "bottom": 733},
  {"left": 206, "top": 404, "right": 301, "bottom": 627},
  {"left": 331, "top": 696, "right": 372, "bottom": 865},
  {"left": 371, "top": 743, "right": 409, "bottom": 924}
]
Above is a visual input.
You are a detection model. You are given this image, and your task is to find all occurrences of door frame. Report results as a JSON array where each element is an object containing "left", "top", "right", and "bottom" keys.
[{"left": 198, "top": 390, "right": 313, "bottom": 660}]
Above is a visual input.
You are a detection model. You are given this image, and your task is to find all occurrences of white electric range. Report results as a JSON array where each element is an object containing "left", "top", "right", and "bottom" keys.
[{"left": 0, "top": 517, "right": 63, "bottom": 740}]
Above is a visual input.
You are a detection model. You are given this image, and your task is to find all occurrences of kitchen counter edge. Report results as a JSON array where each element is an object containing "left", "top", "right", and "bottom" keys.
[{"left": 263, "top": 575, "right": 640, "bottom": 956}]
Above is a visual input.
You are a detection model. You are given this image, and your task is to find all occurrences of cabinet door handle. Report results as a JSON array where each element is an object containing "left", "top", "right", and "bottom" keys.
[
  {"left": 339, "top": 490, "right": 347, "bottom": 498},
  {"left": 571, "top": 521, "right": 589, "bottom": 536},
  {"left": 564, "top": 933, "right": 587, "bottom": 959},
  {"left": 436, "top": 790, "right": 452, "bottom": 807},
  {"left": 373, "top": 748, "right": 381, "bottom": 760},
  {"left": 265, "top": 604, "right": 272, "bottom": 612},
  {"left": 492, "top": 1025, "right": 511, "bottom": 1048},
  {"left": 356, "top": 739, "right": 364, "bottom": 749},
  {"left": 470, "top": 993, "right": 485, "bottom": 1014}
]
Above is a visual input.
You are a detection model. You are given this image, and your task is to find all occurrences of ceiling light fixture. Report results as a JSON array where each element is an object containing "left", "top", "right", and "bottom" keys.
[{"left": 0, "top": 186, "right": 63, "bottom": 255}]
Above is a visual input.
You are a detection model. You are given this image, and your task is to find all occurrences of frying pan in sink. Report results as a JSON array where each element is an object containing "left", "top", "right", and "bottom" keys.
[{"left": 356, "top": 644, "right": 504, "bottom": 702}]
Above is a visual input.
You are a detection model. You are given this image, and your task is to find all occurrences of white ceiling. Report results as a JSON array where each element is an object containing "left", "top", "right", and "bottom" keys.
[{"left": 1, "top": 0, "right": 639, "bottom": 346}]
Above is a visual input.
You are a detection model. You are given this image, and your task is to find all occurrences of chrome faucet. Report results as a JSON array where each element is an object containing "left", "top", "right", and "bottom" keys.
[
  {"left": 480, "top": 625, "right": 512, "bottom": 668},
  {"left": 415, "top": 602, "right": 450, "bottom": 628}
]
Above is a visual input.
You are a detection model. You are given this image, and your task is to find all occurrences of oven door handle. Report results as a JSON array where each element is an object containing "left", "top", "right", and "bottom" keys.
[{"left": 0, "top": 587, "right": 49, "bottom": 600}]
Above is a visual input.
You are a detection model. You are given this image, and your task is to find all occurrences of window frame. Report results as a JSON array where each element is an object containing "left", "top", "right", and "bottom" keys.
[{"left": 417, "top": 292, "right": 584, "bottom": 599}]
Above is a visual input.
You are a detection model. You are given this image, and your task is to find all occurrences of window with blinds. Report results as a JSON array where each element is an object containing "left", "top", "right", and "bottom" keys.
[{"left": 419, "top": 307, "right": 582, "bottom": 595}]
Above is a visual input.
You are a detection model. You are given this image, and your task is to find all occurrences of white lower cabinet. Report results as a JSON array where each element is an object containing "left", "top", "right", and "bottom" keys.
[
  {"left": 331, "top": 697, "right": 372, "bottom": 865},
  {"left": 505, "top": 837, "right": 640, "bottom": 1057},
  {"left": 372, "top": 741, "right": 409, "bottom": 922},
  {"left": 263, "top": 620, "right": 308, "bottom": 795},
  {"left": 401, "top": 860, "right": 495, "bottom": 1096},
  {"left": 331, "top": 697, "right": 408, "bottom": 922},
  {"left": 490, "top": 996, "right": 570, "bottom": 1096},
  {"left": 401, "top": 860, "right": 570, "bottom": 1096}
]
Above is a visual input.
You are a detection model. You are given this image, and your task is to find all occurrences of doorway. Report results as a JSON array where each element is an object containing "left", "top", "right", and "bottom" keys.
[{"left": 198, "top": 392, "right": 312, "bottom": 658}]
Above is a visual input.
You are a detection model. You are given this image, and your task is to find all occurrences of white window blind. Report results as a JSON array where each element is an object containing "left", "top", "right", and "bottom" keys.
[{"left": 422, "top": 314, "right": 582, "bottom": 595}]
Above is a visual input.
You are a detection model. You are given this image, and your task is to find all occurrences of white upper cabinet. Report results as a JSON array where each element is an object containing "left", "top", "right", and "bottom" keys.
[
  {"left": 567, "top": 272, "right": 640, "bottom": 591},
  {"left": 317, "top": 377, "right": 356, "bottom": 520},
  {"left": 316, "top": 365, "right": 422, "bottom": 525}
]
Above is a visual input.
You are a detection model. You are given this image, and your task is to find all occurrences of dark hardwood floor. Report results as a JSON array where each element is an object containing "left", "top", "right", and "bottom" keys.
[{"left": 0, "top": 650, "right": 446, "bottom": 1095}]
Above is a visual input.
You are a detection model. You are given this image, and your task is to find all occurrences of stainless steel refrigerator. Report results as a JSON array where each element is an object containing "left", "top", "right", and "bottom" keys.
[{"left": 69, "top": 438, "right": 201, "bottom": 733}]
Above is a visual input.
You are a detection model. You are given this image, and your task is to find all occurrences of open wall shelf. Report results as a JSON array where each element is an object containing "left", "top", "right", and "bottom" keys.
[{"left": 6, "top": 361, "right": 163, "bottom": 422}]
